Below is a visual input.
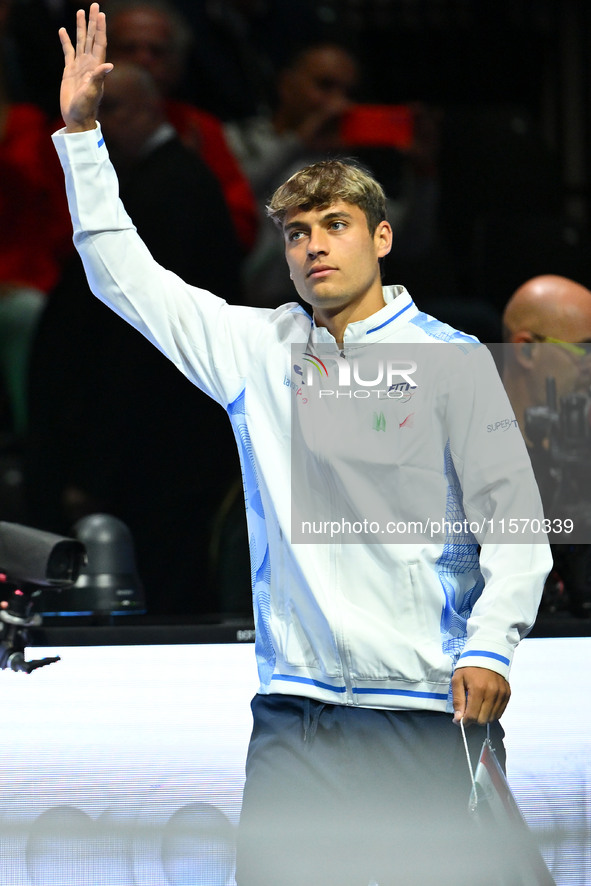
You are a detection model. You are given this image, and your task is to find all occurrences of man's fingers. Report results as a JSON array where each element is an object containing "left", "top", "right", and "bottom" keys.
[
  {"left": 451, "top": 666, "right": 511, "bottom": 726},
  {"left": 60, "top": 2, "right": 111, "bottom": 129},
  {"left": 90, "top": 62, "right": 114, "bottom": 87},
  {"left": 85, "top": 3, "right": 100, "bottom": 54},
  {"left": 451, "top": 670, "right": 467, "bottom": 723},
  {"left": 73, "top": 4, "right": 106, "bottom": 62},
  {"left": 480, "top": 675, "right": 511, "bottom": 723},
  {"left": 75, "top": 7, "right": 87, "bottom": 56},
  {"left": 486, "top": 684, "right": 511, "bottom": 722},
  {"left": 58, "top": 26, "right": 74, "bottom": 64},
  {"left": 93, "top": 9, "right": 108, "bottom": 58},
  {"left": 463, "top": 690, "right": 486, "bottom": 726}
]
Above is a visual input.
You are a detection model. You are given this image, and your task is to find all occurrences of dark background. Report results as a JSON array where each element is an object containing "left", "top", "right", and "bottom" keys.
[{"left": 2, "top": 0, "right": 591, "bottom": 634}]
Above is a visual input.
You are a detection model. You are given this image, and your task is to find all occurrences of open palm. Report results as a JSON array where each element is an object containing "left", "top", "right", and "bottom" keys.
[{"left": 59, "top": 2, "right": 113, "bottom": 131}]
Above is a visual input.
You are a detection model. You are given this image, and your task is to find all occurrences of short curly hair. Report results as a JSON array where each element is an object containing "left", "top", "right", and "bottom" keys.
[{"left": 267, "top": 159, "right": 387, "bottom": 234}]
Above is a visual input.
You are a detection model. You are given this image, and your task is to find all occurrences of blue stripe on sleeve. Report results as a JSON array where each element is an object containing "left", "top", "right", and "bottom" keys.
[{"left": 458, "top": 650, "right": 510, "bottom": 666}]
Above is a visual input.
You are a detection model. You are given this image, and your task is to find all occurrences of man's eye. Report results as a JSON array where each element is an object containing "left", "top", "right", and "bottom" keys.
[
  {"left": 288, "top": 231, "right": 305, "bottom": 242},
  {"left": 330, "top": 221, "right": 346, "bottom": 230}
]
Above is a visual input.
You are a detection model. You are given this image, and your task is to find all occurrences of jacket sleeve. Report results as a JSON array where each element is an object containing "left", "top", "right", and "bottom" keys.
[
  {"left": 52, "top": 124, "right": 268, "bottom": 408},
  {"left": 443, "top": 343, "right": 553, "bottom": 679}
]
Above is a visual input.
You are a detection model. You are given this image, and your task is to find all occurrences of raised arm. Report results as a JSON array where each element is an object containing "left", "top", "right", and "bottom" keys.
[{"left": 59, "top": 2, "right": 113, "bottom": 132}]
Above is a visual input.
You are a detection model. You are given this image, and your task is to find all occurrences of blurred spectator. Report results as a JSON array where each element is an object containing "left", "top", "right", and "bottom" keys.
[
  {"left": 224, "top": 40, "right": 359, "bottom": 306},
  {"left": 0, "top": 23, "right": 72, "bottom": 434},
  {"left": 24, "top": 63, "right": 249, "bottom": 617},
  {"left": 0, "top": 99, "right": 70, "bottom": 295},
  {"left": 173, "top": 0, "right": 328, "bottom": 122},
  {"left": 225, "top": 41, "right": 452, "bottom": 311},
  {"left": 225, "top": 41, "right": 359, "bottom": 202},
  {"left": 502, "top": 274, "right": 591, "bottom": 437},
  {"left": 502, "top": 274, "right": 591, "bottom": 618},
  {"left": 502, "top": 273, "right": 591, "bottom": 503},
  {"left": 105, "top": 0, "right": 260, "bottom": 254}
]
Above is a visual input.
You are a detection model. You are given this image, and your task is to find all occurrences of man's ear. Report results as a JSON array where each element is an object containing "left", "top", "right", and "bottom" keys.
[
  {"left": 511, "top": 331, "right": 536, "bottom": 366},
  {"left": 375, "top": 220, "right": 393, "bottom": 259}
]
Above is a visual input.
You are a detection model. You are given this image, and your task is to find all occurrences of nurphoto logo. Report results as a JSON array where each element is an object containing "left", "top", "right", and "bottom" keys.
[{"left": 293, "top": 352, "right": 418, "bottom": 399}]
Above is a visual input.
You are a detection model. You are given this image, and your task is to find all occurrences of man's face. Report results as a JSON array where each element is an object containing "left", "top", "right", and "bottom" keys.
[
  {"left": 97, "top": 67, "right": 157, "bottom": 164},
  {"left": 529, "top": 305, "right": 591, "bottom": 404},
  {"left": 531, "top": 340, "right": 591, "bottom": 405},
  {"left": 282, "top": 202, "right": 391, "bottom": 317},
  {"left": 108, "top": 10, "right": 180, "bottom": 94},
  {"left": 278, "top": 46, "right": 358, "bottom": 129}
]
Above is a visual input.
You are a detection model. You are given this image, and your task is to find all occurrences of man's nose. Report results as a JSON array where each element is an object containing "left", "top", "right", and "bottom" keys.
[{"left": 307, "top": 228, "right": 329, "bottom": 257}]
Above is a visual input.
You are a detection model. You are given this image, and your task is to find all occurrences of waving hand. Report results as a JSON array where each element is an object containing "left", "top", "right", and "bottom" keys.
[{"left": 59, "top": 3, "right": 113, "bottom": 132}]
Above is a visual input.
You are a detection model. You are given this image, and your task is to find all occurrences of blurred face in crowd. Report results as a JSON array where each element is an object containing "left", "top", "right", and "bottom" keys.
[
  {"left": 504, "top": 275, "right": 591, "bottom": 414},
  {"left": 98, "top": 63, "right": 164, "bottom": 165},
  {"left": 107, "top": 9, "right": 183, "bottom": 95},
  {"left": 527, "top": 334, "right": 591, "bottom": 408},
  {"left": 276, "top": 45, "right": 359, "bottom": 131}
]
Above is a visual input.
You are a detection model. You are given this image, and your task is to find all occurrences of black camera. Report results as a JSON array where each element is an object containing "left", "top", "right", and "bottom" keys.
[
  {"left": 0, "top": 521, "right": 86, "bottom": 588},
  {"left": 0, "top": 522, "right": 86, "bottom": 673}
]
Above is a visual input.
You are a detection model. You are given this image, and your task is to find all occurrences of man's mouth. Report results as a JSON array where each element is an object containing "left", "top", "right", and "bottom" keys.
[{"left": 307, "top": 265, "right": 337, "bottom": 279}]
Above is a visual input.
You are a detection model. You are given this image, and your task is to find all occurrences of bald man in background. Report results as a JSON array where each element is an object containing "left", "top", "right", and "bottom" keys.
[
  {"left": 502, "top": 274, "right": 591, "bottom": 437},
  {"left": 503, "top": 273, "right": 591, "bottom": 344},
  {"left": 502, "top": 274, "right": 591, "bottom": 618}
]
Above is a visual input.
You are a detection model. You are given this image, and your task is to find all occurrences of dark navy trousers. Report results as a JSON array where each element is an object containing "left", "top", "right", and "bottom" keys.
[{"left": 235, "top": 694, "right": 509, "bottom": 886}]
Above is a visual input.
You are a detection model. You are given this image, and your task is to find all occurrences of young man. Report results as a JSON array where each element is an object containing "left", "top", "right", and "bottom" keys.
[{"left": 54, "top": 7, "right": 552, "bottom": 884}]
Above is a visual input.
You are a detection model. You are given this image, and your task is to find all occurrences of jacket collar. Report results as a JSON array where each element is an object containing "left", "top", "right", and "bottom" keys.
[{"left": 310, "top": 285, "right": 418, "bottom": 346}]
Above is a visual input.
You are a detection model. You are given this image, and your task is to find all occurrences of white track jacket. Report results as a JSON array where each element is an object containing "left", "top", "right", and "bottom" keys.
[{"left": 53, "top": 126, "right": 552, "bottom": 713}]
